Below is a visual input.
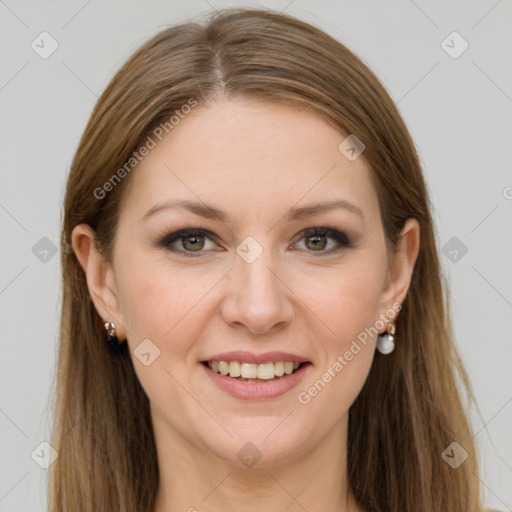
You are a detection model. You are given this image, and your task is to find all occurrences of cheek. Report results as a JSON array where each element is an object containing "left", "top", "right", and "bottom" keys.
[
  {"left": 114, "top": 254, "right": 216, "bottom": 415},
  {"left": 303, "top": 254, "right": 388, "bottom": 346},
  {"left": 294, "top": 310, "right": 379, "bottom": 432},
  {"left": 294, "top": 252, "right": 386, "bottom": 405},
  {"left": 115, "top": 250, "right": 219, "bottom": 350}
]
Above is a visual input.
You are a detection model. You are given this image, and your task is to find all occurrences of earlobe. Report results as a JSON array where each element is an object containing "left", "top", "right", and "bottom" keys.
[{"left": 71, "top": 224, "right": 127, "bottom": 340}]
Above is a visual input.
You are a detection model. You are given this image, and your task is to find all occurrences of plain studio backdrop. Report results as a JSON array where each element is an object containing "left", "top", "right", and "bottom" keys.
[{"left": 0, "top": 1, "right": 511, "bottom": 511}]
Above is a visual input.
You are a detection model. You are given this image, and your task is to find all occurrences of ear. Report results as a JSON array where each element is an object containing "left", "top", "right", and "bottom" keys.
[
  {"left": 379, "top": 218, "right": 420, "bottom": 320},
  {"left": 71, "top": 224, "right": 127, "bottom": 340}
]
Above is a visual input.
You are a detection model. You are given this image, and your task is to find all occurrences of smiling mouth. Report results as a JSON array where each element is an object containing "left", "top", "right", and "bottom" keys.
[{"left": 202, "top": 360, "right": 307, "bottom": 382}]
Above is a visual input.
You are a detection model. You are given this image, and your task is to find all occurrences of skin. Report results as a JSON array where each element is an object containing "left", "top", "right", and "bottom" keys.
[{"left": 73, "top": 99, "right": 420, "bottom": 512}]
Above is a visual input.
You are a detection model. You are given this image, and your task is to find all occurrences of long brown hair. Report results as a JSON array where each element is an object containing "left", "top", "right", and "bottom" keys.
[{"left": 50, "top": 8, "right": 483, "bottom": 512}]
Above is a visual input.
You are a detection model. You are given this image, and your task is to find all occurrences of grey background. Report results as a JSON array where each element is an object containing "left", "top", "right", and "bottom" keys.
[{"left": 1, "top": 1, "right": 511, "bottom": 510}]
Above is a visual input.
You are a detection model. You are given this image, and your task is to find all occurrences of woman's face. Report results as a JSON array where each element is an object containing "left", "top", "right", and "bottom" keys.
[{"left": 79, "top": 98, "right": 417, "bottom": 468}]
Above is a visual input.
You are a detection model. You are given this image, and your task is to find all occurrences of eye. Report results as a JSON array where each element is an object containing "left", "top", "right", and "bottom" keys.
[
  {"left": 158, "top": 227, "right": 352, "bottom": 257},
  {"left": 159, "top": 229, "right": 218, "bottom": 257},
  {"left": 292, "top": 227, "right": 352, "bottom": 256}
]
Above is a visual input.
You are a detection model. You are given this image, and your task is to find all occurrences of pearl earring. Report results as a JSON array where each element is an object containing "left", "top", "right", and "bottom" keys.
[
  {"left": 376, "top": 322, "right": 396, "bottom": 355},
  {"left": 105, "top": 321, "right": 122, "bottom": 353}
]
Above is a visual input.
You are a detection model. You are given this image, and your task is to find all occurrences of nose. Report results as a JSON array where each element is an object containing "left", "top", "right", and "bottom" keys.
[{"left": 220, "top": 248, "right": 295, "bottom": 335}]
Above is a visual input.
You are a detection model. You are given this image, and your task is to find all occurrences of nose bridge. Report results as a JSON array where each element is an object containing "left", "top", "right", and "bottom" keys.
[
  {"left": 221, "top": 235, "right": 293, "bottom": 333},
  {"left": 239, "top": 250, "right": 279, "bottom": 299}
]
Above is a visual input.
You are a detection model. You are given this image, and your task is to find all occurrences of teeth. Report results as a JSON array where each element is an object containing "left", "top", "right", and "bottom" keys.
[
  {"left": 274, "top": 361, "right": 285, "bottom": 376},
  {"left": 219, "top": 361, "right": 229, "bottom": 376},
  {"left": 206, "top": 360, "right": 303, "bottom": 379},
  {"left": 241, "top": 363, "right": 258, "bottom": 379},
  {"left": 229, "top": 361, "right": 241, "bottom": 377},
  {"left": 257, "top": 362, "right": 275, "bottom": 380}
]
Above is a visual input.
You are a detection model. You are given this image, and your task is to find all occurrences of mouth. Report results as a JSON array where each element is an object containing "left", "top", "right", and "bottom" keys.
[
  {"left": 200, "top": 351, "right": 312, "bottom": 400},
  {"left": 201, "top": 360, "right": 307, "bottom": 382}
]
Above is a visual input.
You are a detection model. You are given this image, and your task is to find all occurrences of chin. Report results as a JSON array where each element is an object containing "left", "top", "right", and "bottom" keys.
[{"left": 197, "top": 418, "right": 313, "bottom": 470}]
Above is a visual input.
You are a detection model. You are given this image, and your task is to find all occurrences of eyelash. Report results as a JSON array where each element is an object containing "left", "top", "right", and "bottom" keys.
[{"left": 158, "top": 227, "right": 353, "bottom": 258}]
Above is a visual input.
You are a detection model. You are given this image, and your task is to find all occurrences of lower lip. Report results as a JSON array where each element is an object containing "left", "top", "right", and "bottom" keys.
[{"left": 202, "top": 363, "right": 311, "bottom": 400}]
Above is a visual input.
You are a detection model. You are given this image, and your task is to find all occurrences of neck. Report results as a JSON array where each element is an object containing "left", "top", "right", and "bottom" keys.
[{"left": 152, "top": 413, "right": 364, "bottom": 512}]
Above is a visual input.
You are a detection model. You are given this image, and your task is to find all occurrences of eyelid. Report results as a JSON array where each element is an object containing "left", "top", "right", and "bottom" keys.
[
  {"left": 159, "top": 228, "right": 219, "bottom": 248},
  {"left": 298, "top": 227, "right": 351, "bottom": 247}
]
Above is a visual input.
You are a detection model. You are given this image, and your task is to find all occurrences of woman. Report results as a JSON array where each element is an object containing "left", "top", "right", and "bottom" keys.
[{"left": 50, "top": 7, "right": 492, "bottom": 512}]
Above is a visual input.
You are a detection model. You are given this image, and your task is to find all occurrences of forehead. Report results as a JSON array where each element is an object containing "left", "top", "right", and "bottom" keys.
[{"left": 119, "top": 98, "right": 380, "bottom": 227}]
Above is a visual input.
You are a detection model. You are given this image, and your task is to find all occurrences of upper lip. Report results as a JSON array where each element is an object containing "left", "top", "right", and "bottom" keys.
[{"left": 202, "top": 351, "right": 309, "bottom": 364}]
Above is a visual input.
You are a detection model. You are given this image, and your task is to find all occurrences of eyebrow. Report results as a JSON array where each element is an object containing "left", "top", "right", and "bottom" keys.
[{"left": 142, "top": 198, "right": 364, "bottom": 223}]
